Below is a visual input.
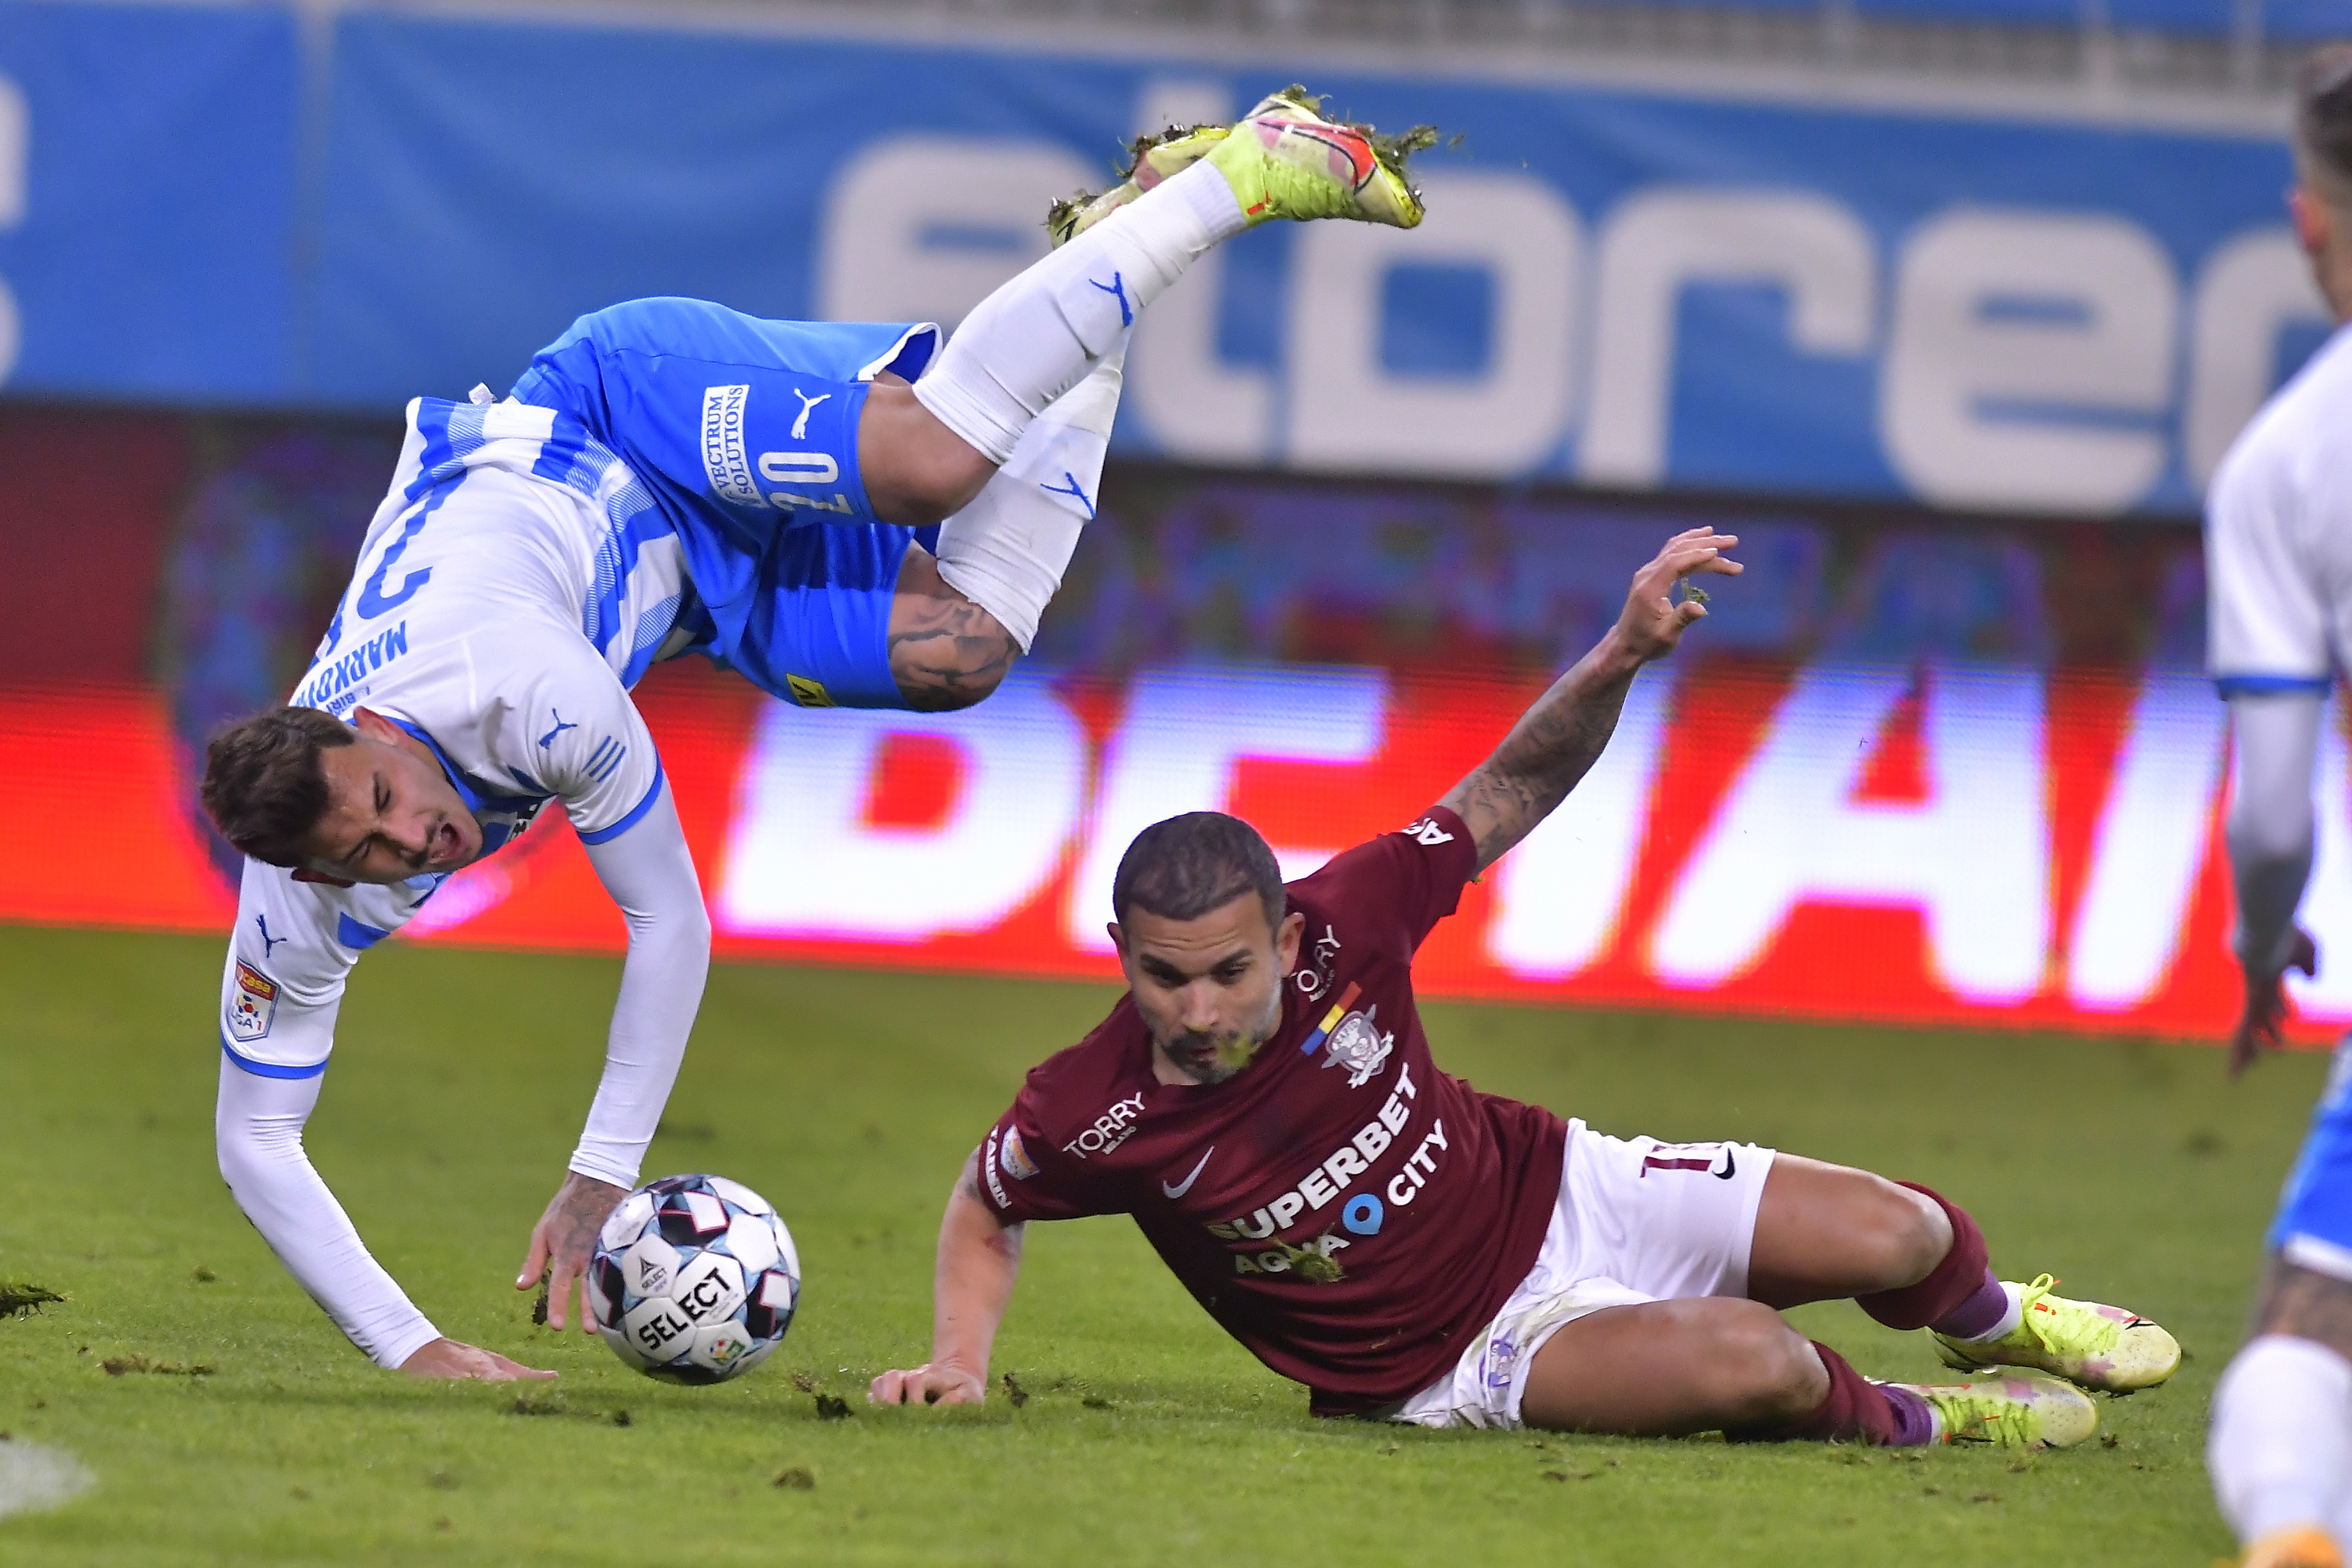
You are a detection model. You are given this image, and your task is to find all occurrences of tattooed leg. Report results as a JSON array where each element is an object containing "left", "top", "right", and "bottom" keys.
[{"left": 888, "top": 545, "right": 1018, "bottom": 712}]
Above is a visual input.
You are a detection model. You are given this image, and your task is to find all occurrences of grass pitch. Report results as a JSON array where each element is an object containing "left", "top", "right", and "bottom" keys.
[{"left": 0, "top": 924, "right": 2324, "bottom": 1566}]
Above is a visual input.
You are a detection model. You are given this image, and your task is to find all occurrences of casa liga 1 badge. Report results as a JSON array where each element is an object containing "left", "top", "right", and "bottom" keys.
[{"left": 231, "top": 960, "right": 279, "bottom": 1042}]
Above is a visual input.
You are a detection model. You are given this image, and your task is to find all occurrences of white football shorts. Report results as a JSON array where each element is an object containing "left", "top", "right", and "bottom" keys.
[{"left": 1388, "top": 1120, "right": 1776, "bottom": 1431}]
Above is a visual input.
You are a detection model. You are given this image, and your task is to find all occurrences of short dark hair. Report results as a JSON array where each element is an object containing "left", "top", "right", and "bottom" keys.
[
  {"left": 1111, "top": 811, "right": 1286, "bottom": 933},
  {"left": 2297, "top": 44, "right": 2352, "bottom": 200},
  {"left": 199, "top": 706, "right": 355, "bottom": 867}
]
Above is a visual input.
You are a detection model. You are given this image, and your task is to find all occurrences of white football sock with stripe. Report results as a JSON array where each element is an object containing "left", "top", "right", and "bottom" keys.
[
  {"left": 2209, "top": 1334, "right": 2352, "bottom": 1543},
  {"left": 931, "top": 329, "right": 1127, "bottom": 652},
  {"left": 913, "top": 161, "right": 1242, "bottom": 464}
]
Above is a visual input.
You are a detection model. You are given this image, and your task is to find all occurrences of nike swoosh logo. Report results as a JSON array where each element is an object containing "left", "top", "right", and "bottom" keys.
[
  {"left": 1161, "top": 1146, "right": 1215, "bottom": 1199},
  {"left": 1714, "top": 1150, "right": 1737, "bottom": 1181}
]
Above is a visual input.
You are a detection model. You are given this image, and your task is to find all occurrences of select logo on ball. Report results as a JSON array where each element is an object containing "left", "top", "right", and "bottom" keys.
[{"left": 588, "top": 1172, "right": 800, "bottom": 1385}]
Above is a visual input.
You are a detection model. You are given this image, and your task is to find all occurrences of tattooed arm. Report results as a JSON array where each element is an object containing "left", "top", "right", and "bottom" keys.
[
  {"left": 1435, "top": 528, "right": 1742, "bottom": 874},
  {"left": 887, "top": 545, "right": 1019, "bottom": 713}
]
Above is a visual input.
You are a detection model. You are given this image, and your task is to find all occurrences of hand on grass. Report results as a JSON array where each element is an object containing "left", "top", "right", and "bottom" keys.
[
  {"left": 400, "top": 1337, "right": 555, "bottom": 1381},
  {"left": 1619, "top": 528, "right": 1742, "bottom": 665},
  {"left": 2232, "top": 928, "right": 2319, "bottom": 1078},
  {"left": 868, "top": 1362, "right": 986, "bottom": 1407},
  {"left": 517, "top": 1171, "right": 627, "bottom": 1332}
]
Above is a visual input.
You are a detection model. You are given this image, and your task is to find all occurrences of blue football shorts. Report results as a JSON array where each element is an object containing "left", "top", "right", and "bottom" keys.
[
  {"left": 511, "top": 296, "right": 942, "bottom": 710},
  {"left": 2269, "top": 1036, "right": 2352, "bottom": 1282}
]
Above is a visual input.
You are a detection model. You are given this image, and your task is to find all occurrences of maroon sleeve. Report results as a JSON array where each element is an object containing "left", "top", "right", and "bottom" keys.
[
  {"left": 972, "top": 1078, "right": 1121, "bottom": 1225},
  {"left": 1288, "top": 806, "right": 1478, "bottom": 960}
]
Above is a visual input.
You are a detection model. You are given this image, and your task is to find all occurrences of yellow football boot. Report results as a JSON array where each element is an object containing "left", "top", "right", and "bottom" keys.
[
  {"left": 1931, "top": 1274, "right": 2182, "bottom": 1393},
  {"left": 1885, "top": 1374, "right": 2100, "bottom": 1449},
  {"left": 1203, "top": 84, "right": 1430, "bottom": 229},
  {"left": 2236, "top": 1526, "right": 2346, "bottom": 1568}
]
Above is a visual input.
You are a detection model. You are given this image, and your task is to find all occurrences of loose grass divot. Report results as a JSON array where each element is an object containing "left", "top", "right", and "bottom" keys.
[
  {"left": 0, "top": 1282, "right": 65, "bottom": 1318},
  {"left": 99, "top": 1354, "right": 211, "bottom": 1377},
  {"left": 1001, "top": 1372, "right": 1029, "bottom": 1408},
  {"left": 813, "top": 1394, "right": 850, "bottom": 1420},
  {"left": 773, "top": 1466, "right": 814, "bottom": 1490}
]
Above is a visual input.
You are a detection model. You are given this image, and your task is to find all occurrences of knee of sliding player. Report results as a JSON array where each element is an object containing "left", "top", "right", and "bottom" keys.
[{"left": 1716, "top": 1307, "right": 1827, "bottom": 1424}]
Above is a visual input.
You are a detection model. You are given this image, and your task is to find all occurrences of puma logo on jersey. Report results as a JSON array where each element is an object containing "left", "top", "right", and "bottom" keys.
[
  {"left": 1403, "top": 817, "right": 1454, "bottom": 846},
  {"left": 253, "top": 913, "right": 288, "bottom": 959},
  {"left": 538, "top": 709, "right": 579, "bottom": 749},
  {"left": 789, "top": 388, "right": 831, "bottom": 441}
]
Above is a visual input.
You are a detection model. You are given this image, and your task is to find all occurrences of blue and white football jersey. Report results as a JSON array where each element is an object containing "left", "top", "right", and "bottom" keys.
[
  {"left": 2208, "top": 321, "right": 2352, "bottom": 698},
  {"left": 219, "top": 394, "right": 679, "bottom": 1077}
]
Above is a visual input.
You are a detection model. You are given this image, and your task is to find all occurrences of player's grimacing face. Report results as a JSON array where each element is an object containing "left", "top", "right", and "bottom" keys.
[
  {"left": 1114, "top": 895, "right": 1306, "bottom": 1086},
  {"left": 296, "top": 710, "right": 483, "bottom": 885}
]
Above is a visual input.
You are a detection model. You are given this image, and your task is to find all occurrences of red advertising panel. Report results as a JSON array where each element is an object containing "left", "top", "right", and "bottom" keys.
[
  {"left": 1, "top": 652, "right": 2301, "bottom": 1045},
  {"left": 0, "top": 403, "right": 2295, "bottom": 1046}
]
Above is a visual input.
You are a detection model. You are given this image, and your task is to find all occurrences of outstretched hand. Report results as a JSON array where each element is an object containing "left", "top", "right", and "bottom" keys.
[
  {"left": 517, "top": 1171, "right": 628, "bottom": 1332},
  {"left": 1619, "top": 528, "right": 1743, "bottom": 664},
  {"left": 868, "top": 1361, "right": 987, "bottom": 1407},
  {"left": 2231, "top": 928, "right": 2319, "bottom": 1078},
  {"left": 401, "top": 1337, "right": 555, "bottom": 1381}
]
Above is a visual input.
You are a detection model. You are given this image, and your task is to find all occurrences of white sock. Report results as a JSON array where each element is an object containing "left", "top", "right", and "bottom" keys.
[
  {"left": 2210, "top": 1335, "right": 2352, "bottom": 1543},
  {"left": 932, "top": 330, "right": 1127, "bottom": 652},
  {"left": 913, "top": 161, "right": 1242, "bottom": 464},
  {"left": 1960, "top": 1282, "right": 2024, "bottom": 1344}
]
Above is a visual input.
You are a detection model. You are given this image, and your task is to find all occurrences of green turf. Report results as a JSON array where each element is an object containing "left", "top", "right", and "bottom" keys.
[{"left": 0, "top": 924, "right": 2324, "bottom": 1566}]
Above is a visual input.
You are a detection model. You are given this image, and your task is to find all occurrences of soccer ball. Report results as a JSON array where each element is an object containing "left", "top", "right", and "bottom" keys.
[{"left": 587, "top": 1173, "right": 800, "bottom": 1384}]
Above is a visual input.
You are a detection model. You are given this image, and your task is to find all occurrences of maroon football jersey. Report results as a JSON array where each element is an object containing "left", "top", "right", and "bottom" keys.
[{"left": 977, "top": 807, "right": 1568, "bottom": 1414}]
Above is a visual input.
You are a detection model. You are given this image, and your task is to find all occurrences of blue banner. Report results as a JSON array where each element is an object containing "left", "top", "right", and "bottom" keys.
[
  {"left": 302, "top": 17, "right": 2347, "bottom": 514},
  {"left": 1, "top": 4, "right": 2332, "bottom": 516},
  {"left": 0, "top": 2, "right": 298, "bottom": 402}
]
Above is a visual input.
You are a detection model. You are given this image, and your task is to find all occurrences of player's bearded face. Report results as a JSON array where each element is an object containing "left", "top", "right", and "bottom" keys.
[{"left": 1117, "top": 896, "right": 1303, "bottom": 1086}]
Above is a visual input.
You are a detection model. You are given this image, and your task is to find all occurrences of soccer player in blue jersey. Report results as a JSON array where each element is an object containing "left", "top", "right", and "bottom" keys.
[
  {"left": 2203, "top": 45, "right": 2352, "bottom": 1568},
  {"left": 195, "top": 91, "right": 1426, "bottom": 1381}
]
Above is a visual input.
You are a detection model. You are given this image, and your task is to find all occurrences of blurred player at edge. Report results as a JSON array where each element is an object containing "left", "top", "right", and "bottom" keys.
[
  {"left": 872, "top": 531, "right": 2180, "bottom": 1447},
  {"left": 194, "top": 90, "right": 1428, "bottom": 1381},
  {"left": 2202, "top": 45, "right": 2352, "bottom": 1568}
]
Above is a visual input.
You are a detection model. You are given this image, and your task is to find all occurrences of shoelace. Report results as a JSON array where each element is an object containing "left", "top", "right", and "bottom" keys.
[
  {"left": 1929, "top": 1387, "right": 2037, "bottom": 1446},
  {"left": 2016, "top": 1274, "right": 2123, "bottom": 1359}
]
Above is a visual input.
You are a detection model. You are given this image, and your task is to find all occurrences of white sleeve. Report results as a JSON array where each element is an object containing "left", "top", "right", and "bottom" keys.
[
  {"left": 2226, "top": 692, "right": 2324, "bottom": 977},
  {"left": 219, "top": 859, "right": 358, "bottom": 1076},
  {"left": 217, "top": 859, "right": 439, "bottom": 1366},
  {"left": 567, "top": 779, "right": 711, "bottom": 1187},
  {"left": 525, "top": 657, "right": 665, "bottom": 847},
  {"left": 2207, "top": 435, "right": 2333, "bottom": 695},
  {"left": 215, "top": 1059, "right": 439, "bottom": 1368}
]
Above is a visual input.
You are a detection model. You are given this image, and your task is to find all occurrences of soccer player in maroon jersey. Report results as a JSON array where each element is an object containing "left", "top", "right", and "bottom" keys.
[{"left": 871, "top": 528, "right": 2179, "bottom": 1447}]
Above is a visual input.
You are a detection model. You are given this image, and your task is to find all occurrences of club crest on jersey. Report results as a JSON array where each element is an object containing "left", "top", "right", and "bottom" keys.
[
  {"left": 230, "top": 960, "right": 279, "bottom": 1042},
  {"left": 1320, "top": 1005, "right": 1393, "bottom": 1089}
]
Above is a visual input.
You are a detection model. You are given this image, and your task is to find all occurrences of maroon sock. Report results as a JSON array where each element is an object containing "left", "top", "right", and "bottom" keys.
[
  {"left": 1725, "top": 1343, "right": 1932, "bottom": 1446},
  {"left": 1856, "top": 1182, "right": 1991, "bottom": 1332}
]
